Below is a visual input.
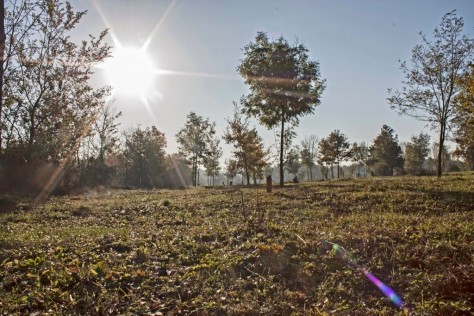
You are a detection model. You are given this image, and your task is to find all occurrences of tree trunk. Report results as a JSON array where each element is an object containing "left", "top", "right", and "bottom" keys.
[
  {"left": 244, "top": 157, "right": 250, "bottom": 185},
  {"left": 279, "top": 112, "right": 285, "bottom": 188},
  {"left": 437, "top": 126, "right": 445, "bottom": 178},
  {"left": 192, "top": 156, "right": 197, "bottom": 186},
  {"left": 337, "top": 160, "right": 340, "bottom": 178},
  {"left": 0, "top": 0, "right": 4, "bottom": 154}
]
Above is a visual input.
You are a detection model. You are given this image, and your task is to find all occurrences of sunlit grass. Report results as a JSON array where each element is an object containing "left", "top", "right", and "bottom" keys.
[{"left": 0, "top": 173, "right": 473, "bottom": 314}]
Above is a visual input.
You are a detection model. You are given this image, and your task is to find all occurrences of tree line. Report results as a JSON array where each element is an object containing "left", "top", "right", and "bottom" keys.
[{"left": 0, "top": 2, "right": 473, "bottom": 194}]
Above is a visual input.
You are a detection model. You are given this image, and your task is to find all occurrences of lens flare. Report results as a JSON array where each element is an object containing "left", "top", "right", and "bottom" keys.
[
  {"left": 326, "top": 241, "right": 408, "bottom": 311},
  {"left": 361, "top": 268, "right": 405, "bottom": 308}
]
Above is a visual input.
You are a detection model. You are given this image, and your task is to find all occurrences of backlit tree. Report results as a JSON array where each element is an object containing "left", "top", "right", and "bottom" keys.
[
  {"left": 238, "top": 32, "right": 325, "bottom": 187},
  {"left": 388, "top": 11, "right": 474, "bottom": 177}
]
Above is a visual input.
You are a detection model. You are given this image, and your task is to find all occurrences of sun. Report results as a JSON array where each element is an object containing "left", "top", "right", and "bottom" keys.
[{"left": 102, "top": 46, "right": 156, "bottom": 97}]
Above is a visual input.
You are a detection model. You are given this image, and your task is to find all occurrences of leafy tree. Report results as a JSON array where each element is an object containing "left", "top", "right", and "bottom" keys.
[
  {"left": 453, "top": 66, "right": 474, "bottom": 170},
  {"left": 369, "top": 125, "right": 404, "bottom": 176},
  {"left": 247, "top": 138, "right": 267, "bottom": 184},
  {"left": 176, "top": 112, "right": 216, "bottom": 186},
  {"left": 3, "top": 0, "right": 110, "bottom": 164},
  {"left": 388, "top": 11, "right": 474, "bottom": 177},
  {"left": 238, "top": 32, "right": 325, "bottom": 187},
  {"left": 351, "top": 142, "right": 369, "bottom": 177},
  {"left": 404, "top": 133, "right": 431, "bottom": 175},
  {"left": 0, "top": 0, "right": 110, "bottom": 193},
  {"left": 203, "top": 138, "right": 222, "bottom": 186},
  {"left": 318, "top": 130, "right": 351, "bottom": 178},
  {"left": 317, "top": 138, "right": 334, "bottom": 179},
  {"left": 300, "top": 135, "right": 318, "bottom": 180},
  {"left": 122, "top": 126, "right": 166, "bottom": 188},
  {"left": 285, "top": 146, "right": 301, "bottom": 178},
  {"left": 223, "top": 102, "right": 267, "bottom": 185}
]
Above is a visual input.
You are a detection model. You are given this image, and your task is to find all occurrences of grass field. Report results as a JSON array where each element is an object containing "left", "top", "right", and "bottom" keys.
[{"left": 1, "top": 173, "right": 473, "bottom": 315}]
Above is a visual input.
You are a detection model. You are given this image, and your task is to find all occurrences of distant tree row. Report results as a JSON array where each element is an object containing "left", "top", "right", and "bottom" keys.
[{"left": 284, "top": 125, "right": 468, "bottom": 181}]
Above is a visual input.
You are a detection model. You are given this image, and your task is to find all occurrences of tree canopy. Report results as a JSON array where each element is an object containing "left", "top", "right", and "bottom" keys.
[
  {"left": 318, "top": 130, "right": 351, "bottom": 179},
  {"left": 404, "top": 133, "right": 431, "bottom": 175},
  {"left": 369, "top": 125, "right": 404, "bottom": 176},
  {"left": 238, "top": 32, "right": 325, "bottom": 187},
  {"left": 176, "top": 112, "right": 216, "bottom": 186},
  {"left": 223, "top": 102, "right": 267, "bottom": 185}
]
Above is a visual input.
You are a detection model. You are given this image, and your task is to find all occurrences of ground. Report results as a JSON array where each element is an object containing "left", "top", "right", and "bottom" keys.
[{"left": 0, "top": 173, "right": 473, "bottom": 315}]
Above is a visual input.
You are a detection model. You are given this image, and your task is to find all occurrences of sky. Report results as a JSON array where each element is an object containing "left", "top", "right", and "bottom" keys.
[{"left": 70, "top": 0, "right": 474, "bottom": 162}]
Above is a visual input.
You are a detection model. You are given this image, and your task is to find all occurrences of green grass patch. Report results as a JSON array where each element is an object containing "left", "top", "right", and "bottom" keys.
[{"left": 0, "top": 174, "right": 473, "bottom": 314}]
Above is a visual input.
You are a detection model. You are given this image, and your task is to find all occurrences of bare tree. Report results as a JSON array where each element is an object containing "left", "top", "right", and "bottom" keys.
[
  {"left": 388, "top": 11, "right": 474, "bottom": 177},
  {"left": 300, "top": 135, "right": 318, "bottom": 180}
]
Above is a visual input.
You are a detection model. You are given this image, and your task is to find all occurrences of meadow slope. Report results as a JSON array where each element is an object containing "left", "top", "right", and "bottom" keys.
[{"left": 1, "top": 174, "right": 473, "bottom": 315}]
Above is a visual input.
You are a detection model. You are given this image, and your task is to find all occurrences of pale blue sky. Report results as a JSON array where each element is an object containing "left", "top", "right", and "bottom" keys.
[{"left": 71, "top": 0, "right": 474, "bottom": 161}]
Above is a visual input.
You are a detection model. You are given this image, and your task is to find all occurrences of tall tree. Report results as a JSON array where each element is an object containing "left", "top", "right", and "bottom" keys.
[
  {"left": 404, "top": 133, "right": 431, "bottom": 175},
  {"left": 300, "top": 135, "right": 318, "bottom": 180},
  {"left": 453, "top": 65, "right": 474, "bottom": 170},
  {"left": 369, "top": 125, "right": 404, "bottom": 176},
  {"left": 318, "top": 130, "right": 351, "bottom": 179},
  {"left": 2, "top": 0, "right": 110, "bottom": 164},
  {"left": 387, "top": 11, "right": 474, "bottom": 177},
  {"left": 238, "top": 32, "right": 325, "bottom": 187},
  {"left": 176, "top": 112, "right": 216, "bottom": 186},
  {"left": 0, "top": 0, "right": 110, "bottom": 194}
]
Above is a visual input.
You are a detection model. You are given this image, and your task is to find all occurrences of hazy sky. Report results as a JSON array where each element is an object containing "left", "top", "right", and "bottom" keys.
[{"left": 70, "top": 0, "right": 474, "bottom": 161}]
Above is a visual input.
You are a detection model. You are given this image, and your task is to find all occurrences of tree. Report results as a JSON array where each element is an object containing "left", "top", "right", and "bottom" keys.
[
  {"left": 122, "top": 126, "right": 166, "bottom": 188},
  {"left": 203, "top": 137, "right": 222, "bottom": 186},
  {"left": 453, "top": 66, "right": 474, "bottom": 170},
  {"left": 317, "top": 138, "right": 334, "bottom": 179},
  {"left": 176, "top": 112, "right": 216, "bottom": 186},
  {"left": 351, "top": 142, "right": 369, "bottom": 177},
  {"left": 238, "top": 32, "right": 325, "bottom": 187},
  {"left": 0, "top": 0, "right": 110, "bottom": 194},
  {"left": 223, "top": 102, "right": 267, "bottom": 185},
  {"left": 318, "top": 130, "right": 351, "bottom": 179},
  {"left": 300, "top": 135, "right": 318, "bottom": 180},
  {"left": 1, "top": 0, "right": 110, "bottom": 164},
  {"left": 387, "top": 11, "right": 474, "bottom": 177},
  {"left": 404, "top": 133, "right": 431, "bottom": 175},
  {"left": 369, "top": 125, "right": 404, "bottom": 176},
  {"left": 285, "top": 146, "right": 301, "bottom": 178}
]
